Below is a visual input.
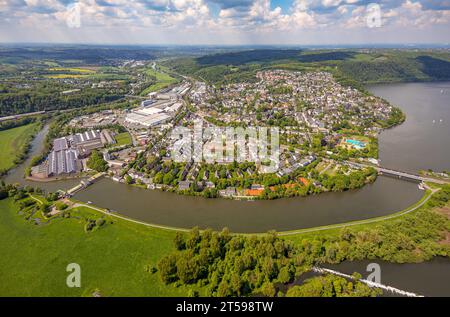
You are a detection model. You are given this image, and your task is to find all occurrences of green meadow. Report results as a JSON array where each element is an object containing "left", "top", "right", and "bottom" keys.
[
  {"left": 0, "top": 199, "right": 204, "bottom": 296},
  {"left": 0, "top": 123, "right": 39, "bottom": 171},
  {"left": 140, "top": 68, "right": 178, "bottom": 96}
]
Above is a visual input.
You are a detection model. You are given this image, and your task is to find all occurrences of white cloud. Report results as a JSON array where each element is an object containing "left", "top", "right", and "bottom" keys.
[{"left": 0, "top": 0, "right": 449, "bottom": 44}]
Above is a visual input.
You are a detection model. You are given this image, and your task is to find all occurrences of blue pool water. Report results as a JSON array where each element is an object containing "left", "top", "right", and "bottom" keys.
[{"left": 346, "top": 139, "right": 366, "bottom": 149}]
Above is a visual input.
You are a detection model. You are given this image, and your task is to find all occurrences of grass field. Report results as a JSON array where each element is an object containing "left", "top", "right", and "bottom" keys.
[
  {"left": 0, "top": 123, "right": 39, "bottom": 171},
  {"left": 0, "top": 199, "right": 204, "bottom": 296},
  {"left": 114, "top": 132, "right": 132, "bottom": 146},
  {"left": 140, "top": 68, "right": 178, "bottom": 96}
]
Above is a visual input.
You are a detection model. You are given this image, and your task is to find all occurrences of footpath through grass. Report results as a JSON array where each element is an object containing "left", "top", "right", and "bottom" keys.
[
  {"left": 0, "top": 198, "right": 204, "bottom": 296},
  {"left": 0, "top": 123, "right": 39, "bottom": 171}
]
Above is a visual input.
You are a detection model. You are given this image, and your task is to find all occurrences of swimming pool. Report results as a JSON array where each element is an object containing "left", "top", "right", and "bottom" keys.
[{"left": 346, "top": 139, "right": 366, "bottom": 149}]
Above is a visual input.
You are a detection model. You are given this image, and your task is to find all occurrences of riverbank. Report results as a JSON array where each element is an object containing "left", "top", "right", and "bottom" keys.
[
  {"left": 74, "top": 176, "right": 423, "bottom": 233},
  {"left": 278, "top": 186, "right": 436, "bottom": 236},
  {"left": 132, "top": 182, "right": 450, "bottom": 296},
  {"left": 69, "top": 185, "right": 434, "bottom": 236},
  {"left": 25, "top": 173, "right": 88, "bottom": 183},
  {"left": 0, "top": 122, "right": 41, "bottom": 175},
  {"left": 1, "top": 182, "right": 448, "bottom": 296}
]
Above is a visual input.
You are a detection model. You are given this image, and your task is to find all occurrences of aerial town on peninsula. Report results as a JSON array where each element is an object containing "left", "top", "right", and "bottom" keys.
[{"left": 26, "top": 69, "right": 402, "bottom": 200}]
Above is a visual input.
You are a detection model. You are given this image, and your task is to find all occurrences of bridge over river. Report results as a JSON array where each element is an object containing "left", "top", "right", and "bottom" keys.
[{"left": 348, "top": 162, "right": 449, "bottom": 185}]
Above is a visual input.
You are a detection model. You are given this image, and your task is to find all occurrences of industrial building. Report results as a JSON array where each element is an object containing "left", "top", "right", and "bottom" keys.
[
  {"left": 32, "top": 129, "right": 113, "bottom": 178},
  {"left": 48, "top": 147, "right": 79, "bottom": 176},
  {"left": 70, "top": 130, "right": 104, "bottom": 157},
  {"left": 141, "top": 99, "right": 156, "bottom": 107},
  {"left": 125, "top": 86, "right": 186, "bottom": 128},
  {"left": 125, "top": 110, "right": 171, "bottom": 127},
  {"left": 100, "top": 130, "right": 115, "bottom": 145},
  {"left": 53, "top": 137, "right": 69, "bottom": 151}
]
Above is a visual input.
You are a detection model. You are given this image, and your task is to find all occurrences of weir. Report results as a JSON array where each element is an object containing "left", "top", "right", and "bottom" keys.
[
  {"left": 65, "top": 172, "right": 105, "bottom": 197},
  {"left": 312, "top": 267, "right": 424, "bottom": 297}
]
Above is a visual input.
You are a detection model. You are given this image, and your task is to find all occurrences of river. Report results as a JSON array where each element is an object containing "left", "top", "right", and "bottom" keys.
[
  {"left": 324, "top": 257, "right": 450, "bottom": 297},
  {"left": 74, "top": 176, "right": 421, "bottom": 232},
  {"left": 3, "top": 81, "right": 450, "bottom": 295},
  {"left": 373, "top": 82, "right": 450, "bottom": 173}
]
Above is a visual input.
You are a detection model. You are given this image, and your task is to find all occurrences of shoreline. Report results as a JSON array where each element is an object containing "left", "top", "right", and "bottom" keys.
[
  {"left": 64, "top": 185, "right": 435, "bottom": 235},
  {"left": 25, "top": 174, "right": 88, "bottom": 183}
]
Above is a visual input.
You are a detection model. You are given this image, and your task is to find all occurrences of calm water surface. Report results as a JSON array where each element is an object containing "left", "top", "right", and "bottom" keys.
[
  {"left": 370, "top": 82, "right": 450, "bottom": 173},
  {"left": 324, "top": 258, "right": 450, "bottom": 297},
  {"left": 75, "top": 176, "right": 421, "bottom": 233}
]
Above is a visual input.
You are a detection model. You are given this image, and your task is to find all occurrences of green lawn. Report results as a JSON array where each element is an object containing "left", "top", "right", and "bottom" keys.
[
  {"left": 0, "top": 199, "right": 203, "bottom": 296},
  {"left": 0, "top": 123, "right": 39, "bottom": 171},
  {"left": 140, "top": 68, "right": 178, "bottom": 96},
  {"left": 114, "top": 132, "right": 132, "bottom": 146}
]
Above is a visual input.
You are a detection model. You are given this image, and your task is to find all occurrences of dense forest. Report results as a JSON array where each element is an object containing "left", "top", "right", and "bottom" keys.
[
  {"left": 0, "top": 83, "right": 124, "bottom": 116},
  {"left": 0, "top": 47, "right": 158, "bottom": 64},
  {"left": 297, "top": 51, "right": 356, "bottom": 62},
  {"left": 416, "top": 55, "right": 450, "bottom": 79},
  {"left": 338, "top": 55, "right": 450, "bottom": 83},
  {"left": 0, "top": 116, "right": 36, "bottom": 131},
  {"left": 286, "top": 274, "right": 381, "bottom": 297},
  {"left": 197, "top": 49, "right": 303, "bottom": 66},
  {"left": 166, "top": 49, "right": 450, "bottom": 85}
]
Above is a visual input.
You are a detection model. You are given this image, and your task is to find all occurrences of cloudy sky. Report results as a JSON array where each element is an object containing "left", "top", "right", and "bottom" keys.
[{"left": 0, "top": 0, "right": 449, "bottom": 45}]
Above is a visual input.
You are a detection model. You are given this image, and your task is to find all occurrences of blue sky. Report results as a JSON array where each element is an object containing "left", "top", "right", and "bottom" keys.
[{"left": 0, "top": 0, "right": 449, "bottom": 44}]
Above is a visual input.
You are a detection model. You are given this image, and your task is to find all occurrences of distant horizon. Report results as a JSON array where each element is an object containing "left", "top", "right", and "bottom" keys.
[{"left": 1, "top": 42, "right": 450, "bottom": 49}]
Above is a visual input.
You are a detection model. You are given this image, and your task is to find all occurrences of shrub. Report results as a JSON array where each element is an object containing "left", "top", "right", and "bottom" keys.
[{"left": 55, "top": 202, "right": 68, "bottom": 211}]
